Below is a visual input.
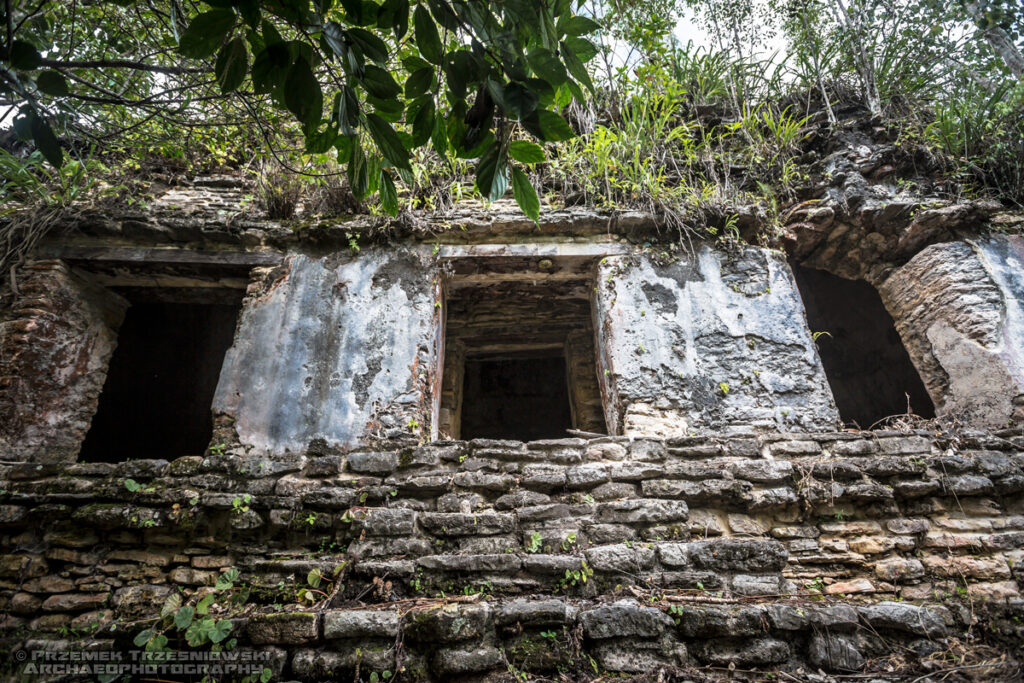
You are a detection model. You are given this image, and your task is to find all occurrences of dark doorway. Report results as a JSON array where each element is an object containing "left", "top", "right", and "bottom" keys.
[
  {"left": 460, "top": 354, "right": 573, "bottom": 441},
  {"left": 79, "top": 302, "right": 241, "bottom": 462},
  {"left": 792, "top": 264, "right": 934, "bottom": 428}
]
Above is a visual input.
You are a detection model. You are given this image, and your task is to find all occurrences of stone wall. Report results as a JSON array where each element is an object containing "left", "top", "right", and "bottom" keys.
[
  {"left": 3, "top": 430, "right": 1023, "bottom": 679},
  {"left": 0, "top": 261, "right": 126, "bottom": 463},
  {"left": 879, "top": 236, "right": 1024, "bottom": 427},
  {"left": 595, "top": 247, "right": 839, "bottom": 437},
  {"left": 213, "top": 248, "right": 439, "bottom": 453}
]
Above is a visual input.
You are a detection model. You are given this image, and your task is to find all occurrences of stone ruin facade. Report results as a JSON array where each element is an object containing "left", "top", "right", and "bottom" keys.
[{"left": 2, "top": 160, "right": 1024, "bottom": 681}]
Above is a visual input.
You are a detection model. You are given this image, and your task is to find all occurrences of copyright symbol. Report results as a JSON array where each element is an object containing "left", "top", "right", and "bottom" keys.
[{"left": 14, "top": 650, "right": 27, "bottom": 661}]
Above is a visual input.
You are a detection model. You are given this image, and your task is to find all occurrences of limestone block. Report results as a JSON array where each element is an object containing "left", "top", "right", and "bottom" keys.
[
  {"left": 875, "top": 558, "right": 925, "bottom": 582},
  {"left": 593, "top": 641, "right": 685, "bottom": 672},
  {"left": 693, "top": 637, "right": 790, "bottom": 666},
  {"left": 858, "top": 602, "right": 947, "bottom": 638},
  {"left": 405, "top": 603, "right": 492, "bottom": 643},
  {"left": 585, "top": 543, "right": 656, "bottom": 572},
  {"left": 580, "top": 600, "right": 674, "bottom": 639},
  {"left": 323, "top": 609, "right": 399, "bottom": 639},
  {"left": 41, "top": 592, "right": 109, "bottom": 612},
  {"left": 674, "top": 605, "right": 766, "bottom": 637},
  {"left": 809, "top": 633, "right": 865, "bottom": 672},
  {"left": 431, "top": 645, "right": 502, "bottom": 675},
  {"left": 595, "top": 499, "right": 688, "bottom": 524},
  {"left": 495, "top": 599, "right": 572, "bottom": 627},
  {"left": 418, "top": 512, "right": 515, "bottom": 536},
  {"left": 686, "top": 538, "right": 788, "bottom": 572},
  {"left": 246, "top": 612, "right": 319, "bottom": 645}
]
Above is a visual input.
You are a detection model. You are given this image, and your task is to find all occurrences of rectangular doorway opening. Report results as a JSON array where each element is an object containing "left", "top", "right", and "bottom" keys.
[
  {"left": 439, "top": 275, "right": 607, "bottom": 441},
  {"left": 460, "top": 353, "right": 573, "bottom": 441},
  {"left": 791, "top": 264, "right": 934, "bottom": 428},
  {"left": 79, "top": 296, "right": 241, "bottom": 462}
]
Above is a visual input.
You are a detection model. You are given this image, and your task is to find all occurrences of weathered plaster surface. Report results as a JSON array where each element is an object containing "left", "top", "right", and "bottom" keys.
[
  {"left": 594, "top": 246, "right": 839, "bottom": 436},
  {"left": 213, "top": 248, "right": 437, "bottom": 453},
  {"left": 879, "top": 236, "right": 1024, "bottom": 426},
  {"left": 0, "top": 261, "right": 126, "bottom": 462}
]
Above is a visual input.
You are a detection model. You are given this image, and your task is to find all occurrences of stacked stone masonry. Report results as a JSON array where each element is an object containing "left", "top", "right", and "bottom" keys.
[
  {"left": 3, "top": 431, "right": 1024, "bottom": 679},
  {"left": 3, "top": 170, "right": 1024, "bottom": 679}
]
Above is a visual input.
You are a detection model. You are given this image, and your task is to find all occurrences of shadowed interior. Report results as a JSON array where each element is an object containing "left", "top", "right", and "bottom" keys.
[
  {"left": 79, "top": 301, "right": 241, "bottom": 462},
  {"left": 460, "top": 353, "right": 574, "bottom": 441},
  {"left": 792, "top": 264, "right": 934, "bottom": 427}
]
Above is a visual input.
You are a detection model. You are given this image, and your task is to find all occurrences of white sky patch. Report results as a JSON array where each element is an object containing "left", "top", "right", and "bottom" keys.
[{"left": 602, "top": 2, "right": 790, "bottom": 71}]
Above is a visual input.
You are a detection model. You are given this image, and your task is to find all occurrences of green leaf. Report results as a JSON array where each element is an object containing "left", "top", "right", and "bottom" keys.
[
  {"left": 30, "top": 115, "right": 62, "bottom": 168},
  {"left": 209, "top": 619, "right": 233, "bottom": 644},
  {"left": 185, "top": 619, "right": 208, "bottom": 647},
  {"left": 366, "top": 113, "right": 411, "bottom": 171},
  {"left": 379, "top": 170, "right": 398, "bottom": 216},
  {"left": 284, "top": 57, "right": 322, "bottom": 129},
  {"left": 215, "top": 37, "right": 249, "bottom": 93},
  {"left": 133, "top": 629, "right": 154, "bottom": 647},
  {"left": 508, "top": 140, "right": 545, "bottom": 164},
  {"left": 512, "top": 167, "right": 540, "bottom": 224},
  {"left": 499, "top": 82, "right": 535, "bottom": 121},
  {"left": 411, "top": 98, "right": 434, "bottom": 147},
  {"left": 405, "top": 67, "right": 434, "bottom": 98},
  {"left": 402, "top": 54, "right": 430, "bottom": 71},
  {"left": 361, "top": 64, "right": 401, "bottom": 99},
  {"left": 262, "top": 18, "right": 284, "bottom": 45},
  {"left": 323, "top": 21, "right": 348, "bottom": 57},
  {"left": 427, "top": 0, "right": 459, "bottom": 31},
  {"left": 251, "top": 42, "right": 291, "bottom": 94},
  {"left": 476, "top": 142, "right": 508, "bottom": 201},
  {"left": 307, "top": 569, "right": 321, "bottom": 589},
  {"left": 563, "top": 36, "right": 598, "bottom": 62},
  {"left": 147, "top": 634, "right": 169, "bottom": 652},
  {"left": 369, "top": 94, "right": 404, "bottom": 119},
  {"left": 431, "top": 112, "right": 448, "bottom": 156},
  {"left": 557, "top": 15, "right": 600, "bottom": 35},
  {"left": 306, "top": 125, "right": 337, "bottom": 153},
  {"left": 527, "top": 48, "right": 568, "bottom": 87},
  {"left": 160, "top": 592, "right": 182, "bottom": 619},
  {"left": 347, "top": 28, "right": 389, "bottom": 64},
  {"left": 36, "top": 71, "right": 68, "bottom": 96},
  {"left": 196, "top": 593, "right": 215, "bottom": 615},
  {"left": 9, "top": 40, "right": 42, "bottom": 69},
  {"left": 378, "top": 0, "right": 409, "bottom": 39},
  {"left": 335, "top": 85, "right": 360, "bottom": 136},
  {"left": 236, "top": 0, "right": 260, "bottom": 27},
  {"left": 340, "top": 0, "right": 372, "bottom": 24},
  {"left": 179, "top": 9, "right": 237, "bottom": 59},
  {"left": 414, "top": 5, "right": 443, "bottom": 64},
  {"left": 446, "top": 51, "right": 481, "bottom": 101},
  {"left": 335, "top": 135, "right": 354, "bottom": 164},
  {"left": 218, "top": 567, "right": 240, "bottom": 588},
  {"left": 560, "top": 40, "right": 593, "bottom": 93},
  {"left": 537, "top": 110, "right": 574, "bottom": 141},
  {"left": 377, "top": 0, "right": 405, "bottom": 29},
  {"left": 348, "top": 140, "right": 369, "bottom": 198},
  {"left": 175, "top": 605, "right": 195, "bottom": 630}
]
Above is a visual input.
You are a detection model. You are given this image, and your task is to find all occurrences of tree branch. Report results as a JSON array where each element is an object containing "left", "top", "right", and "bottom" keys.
[{"left": 38, "top": 57, "right": 206, "bottom": 75}]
